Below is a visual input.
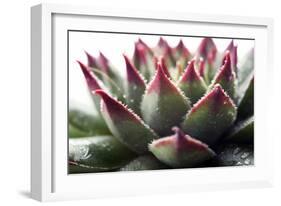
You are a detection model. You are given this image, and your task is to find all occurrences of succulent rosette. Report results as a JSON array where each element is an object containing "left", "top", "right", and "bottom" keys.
[{"left": 69, "top": 37, "right": 254, "bottom": 173}]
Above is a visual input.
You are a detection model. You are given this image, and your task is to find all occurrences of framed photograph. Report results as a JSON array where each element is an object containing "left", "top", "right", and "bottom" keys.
[{"left": 31, "top": 3, "right": 274, "bottom": 201}]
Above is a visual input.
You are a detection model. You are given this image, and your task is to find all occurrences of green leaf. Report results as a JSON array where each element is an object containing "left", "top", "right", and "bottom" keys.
[
  {"left": 224, "top": 117, "right": 254, "bottom": 144},
  {"left": 141, "top": 63, "right": 191, "bottom": 136},
  {"left": 84, "top": 52, "right": 125, "bottom": 102},
  {"left": 123, "top": 54, "right": 146, "bottom": 115},
  {"left": 181, "top": 84, "right": 237, "bottom": 145},
  {"left": 208, "top": 52, "right": 236, "bottom": 100},
  {"left": 120, "top": 155, "right": 168, "bottom": 171},
  {"left": 216, "top": 143, "right": 254, "bottom": 166},
  {"left": 238, "top": 77, "right": 254, "bottom": 120},
  {"left": 95, "top": 90, "right": 159, "bottom": 154},
  {"left": 69, "top": 124, "right": 89, "bottom": 138},
  {"left": 196, "top": 38, "right": 218, "bottom": 84},
  {"left": 237, "top": 48, "right": 254, "bottom": 100},
  {"left": 177, "top": 60, "right": 207, "bottom": 104},
  {"left": 69, "top": 136, "right": 136, "bottom": 173},
  {"left": 69, "top": 102, "right": 110, "bottom": 136},
  {"left": 133, "top": 41, "right": 155, "bottom": 81},
  {"left": 149, "top": 127, "right": 215, "bottom": 168},
  {"left": 173, "top": 39, "right": 190, "bottom": 61}
]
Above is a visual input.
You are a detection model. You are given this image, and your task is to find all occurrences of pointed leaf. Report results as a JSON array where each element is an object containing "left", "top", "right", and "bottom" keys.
[
  {"left": 133, "top": 42, "right": 155, "bottom": 80},
  {"left": 138, "top": 38, "right": 153, "bottom": 55},
  {"left": 141, "top": 63, "right": 191, "bottom": 136},
  {"left": 95, "top": 90, "right": 158, "bottom": 154},
  {"left": 173, "top": 39, "right": 190, "bottom": 60},
  {"left": 237, "top": 48, "right": 254, "bottom": 99},
  {"left": 86, "top": 52, "right": 125, "bottom": 100},
  {"left": 208, "top": 52, "right": 236, "bottom": 99},
  {"left": 224, "top": 40, "right": 238, "bottom": 73},
  {"left": 77, "top": 61, "right": 103, "bottom": 91},
  {"left": 198, "top": 57, "right": 205, "bottom": 77},
  {"left": 178, "top": 60, "right": 207, "bottom": 104},
  {"left": 154, "top": 56, "right": 171, "bottom": 78},
  {"left": 69, "top": 136, "right": 136, "bottom": 173},
  {"left": 120, "top": 155, "right": 168, "bottom": 171},
  {"left": 181, "top": 84, "right": 237, "bottom": 145},
  {"left": 85, "top": 51, "right": 98, "bottom": 68},
  {"left": 224, "top": 116, "right": 254, "bottom": 144},
  {"left": 196, "top": 37, "right": 217, "bottom": 60},
  {"left": 196, "top": 38, "right": 218, "bottom": 84},
  {"left": 149, "top": 127, "right": 215, "bottom": 168},
  {"left": 123, "top": 54, "right": 146, "bottom": 115},
  {"left": 77, "top": 61, "right": 106, "bottom": 114},
  {"left": 238, "top": 77, "right": 254, "bottom": 120}
]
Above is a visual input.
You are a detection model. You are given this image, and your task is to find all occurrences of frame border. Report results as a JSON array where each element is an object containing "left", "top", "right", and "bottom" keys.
[{"left": 31, "top": 3, "right": 274, "bottom": 201}]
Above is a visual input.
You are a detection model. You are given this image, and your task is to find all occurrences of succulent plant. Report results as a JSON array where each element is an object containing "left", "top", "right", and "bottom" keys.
[{"left": 69, "top": 37, "right": 254, "bottom": 173}]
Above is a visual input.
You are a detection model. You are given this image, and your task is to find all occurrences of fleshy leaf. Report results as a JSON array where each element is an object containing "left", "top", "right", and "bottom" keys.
[
  {"left": 156, "top": 57, "right": 171, "bottom": 78},
  {"left": 196, "top": 38, "right": 218, "bottom": 84},
  {"left": 208, "top": 51, "right": 236, "bottom": 99},
  {"left": 141, "top": 63, "right": 191, "bottom": 136},
  {"left": 69, "top": 136, "right": 136, "bottom": 173},
  {"left": 95, "top": 90, "right": 158, "bottom": 154},
  {"left": 149, "top": 127, "right": 215, "bottom": 168},
  {"left": 174, "top": 39, "right": 190, "bottom": 60},
  {"left": 133, "top": 41, "right": 155, "bottom": 80},
  {"left": 224, "top": 116, "right": 254, "bottom": 144},
  {"left": 86, "top": 52, "right": 125, "bottom": 100},
  {"left": 69, "top": 103, "right": 111, "bottom": 137},
  {"left": 85, "top": 51, "right": 98, "bottom": 69},
  {"left": 196, "top": 37, "right": 217, "bottom": 60},
  {"left": 177, "top": 60, "right": 207, "bottom": 104},
  {"left": 77, "top": 61, "right": 103, "bottom": 91},
  {"left": 181, "top": 84, "right": 237, "bottom": 145},
  {"left": 77, "top": 61, "right": 106, "bottom": 113},
  {"left": 123, "top": 54, "right": 146, "bottom": 115},
  {"left": 120, "top": 155, "right": 168, "bottom": 171},
  {"left": 216, "top": 144, "right": 254, "bottom": 166},
  {"left": 238, "top": 76, "right": 254, "bottom": 120},
  {"left": 237, "top": 48, "right": 254, "bottom": 99},
  {"left": 138, "top": 38, "right": 153, "bottom": 55},
  {"left": 224, "top": 40, "right": 238, "bottom": 73},
  {"left": 198, "top": 58, "right": 205, "bottom": 77}
]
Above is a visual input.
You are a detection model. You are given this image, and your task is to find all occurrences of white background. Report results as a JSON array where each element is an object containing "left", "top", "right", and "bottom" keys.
[{"left": 0, "top": 0, "right": 280, "bottom": 205}]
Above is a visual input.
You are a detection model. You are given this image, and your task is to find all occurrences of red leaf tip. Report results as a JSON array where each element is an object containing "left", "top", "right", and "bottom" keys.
[
  {"left": 198, "top": 37, "right": 217, "bottom": 60},
  {"left": 94, "top": 89, "right": 144, "bottom": 124},
  {"left": 172, "top": 126, "right": 210, "bottom": 151},
  {"left": 123, "top": 54, "right": 146, "bottom": 85},
  {"left": 158, "top": 37, "right": 168, "bottom": 48},
  {"left": 179, "top": 60, "right": 201, "bottom": 82},
  {"left": 216, "top": 51, "right": 234, "bottom": 82},
  {"left": 134, "top": 42, "right": 147, "bottom": 64},
  {"left": 191, "top": 84, "right": 235, "bottom": 114},
  {"left": 172, "top": 126, "right": 186, "bottom": 140},
  {"left": 84, "top": 51, "right": 97, "bottom": 68},
  {"left": 77, "top": 61, "right": 101, "bottom": 91},
  {"left": 147, "top": 62, "right": 173, "bottom": 94}
]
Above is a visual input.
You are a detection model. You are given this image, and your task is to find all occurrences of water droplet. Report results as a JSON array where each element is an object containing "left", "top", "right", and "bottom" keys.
[
  {"left": 233, "top": 148, "right": 241, "bottom": 155},
  {"left": 241, "top": 152, "right": 249, "bottom": 159},
  {"left": 236, "top": 162, "right": 243, "bottom": 166},
  {"left": 244, "top": 158, "right": 251, "bottom": 165}
]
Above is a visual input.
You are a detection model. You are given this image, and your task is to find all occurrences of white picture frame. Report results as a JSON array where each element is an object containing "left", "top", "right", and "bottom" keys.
[{"left": 31, "top": 3, "right": 274, "bottom": 202}]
